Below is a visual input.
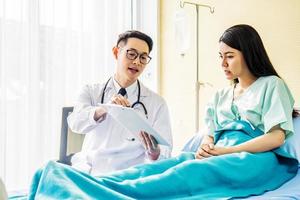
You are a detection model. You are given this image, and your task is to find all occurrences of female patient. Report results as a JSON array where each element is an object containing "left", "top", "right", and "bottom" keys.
[{"left": 28, "top": 24, "right": 299, "bottom": 200}]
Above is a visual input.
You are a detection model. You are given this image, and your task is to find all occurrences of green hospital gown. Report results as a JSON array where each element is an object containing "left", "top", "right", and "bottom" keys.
[{"left": 205, "top": 75, "right": 295, "bottom": 139}]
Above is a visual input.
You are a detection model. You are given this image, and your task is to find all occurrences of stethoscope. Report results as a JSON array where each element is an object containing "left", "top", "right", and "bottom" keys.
[
  {"left": 101, "top": 78, "right": 148, "bottom": 142},
  {"left": 101, "top": 77, "right": 148, "bottom": 119}
]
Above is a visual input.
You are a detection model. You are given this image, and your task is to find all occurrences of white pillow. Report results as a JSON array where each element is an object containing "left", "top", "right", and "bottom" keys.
[{"left": 281, "top": 116, "right": 300, "bottom": 163}]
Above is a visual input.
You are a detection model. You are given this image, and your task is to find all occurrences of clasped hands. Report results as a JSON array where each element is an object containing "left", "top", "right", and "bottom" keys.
[{"left": 195, "top": 139, "right": 232, "bottom": 159}]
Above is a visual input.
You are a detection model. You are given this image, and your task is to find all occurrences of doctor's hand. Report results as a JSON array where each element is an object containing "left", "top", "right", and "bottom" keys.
[
  {"left": 110, "top": 94, "right": 131, "bottom": 107},
  {"left": 139, "top": 131, "right": 160, "bottom": 160},
  {"left": 94, "top": 106, "right": 108, "bottom": 122}
]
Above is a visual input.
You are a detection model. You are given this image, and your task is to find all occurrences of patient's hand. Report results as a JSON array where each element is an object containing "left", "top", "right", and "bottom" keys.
[
  {"left": 195, "top": 143, "right": 215, "bottom": 159},
  {"left": 195, "top": 135, "right": 215, "bottom": 159},
  {"left": 139, "top": 131, "right": 160, "bottom": 160},
  {"left": 196, "top": 145, "right": 233, "bottom": 159}
]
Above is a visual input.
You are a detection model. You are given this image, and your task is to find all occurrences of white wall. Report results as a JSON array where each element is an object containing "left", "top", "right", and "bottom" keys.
[{"left": 160, "top": 0, "right": 300, "bottom": 155}]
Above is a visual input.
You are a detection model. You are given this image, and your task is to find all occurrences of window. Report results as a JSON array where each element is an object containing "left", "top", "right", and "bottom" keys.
[{"left": 0, "top": 0, "right": 158, "bottom": 192}]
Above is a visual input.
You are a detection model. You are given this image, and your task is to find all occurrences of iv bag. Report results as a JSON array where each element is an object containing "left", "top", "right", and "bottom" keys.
[{"left": 174, "top": 8, "right": 191, "bottom": 56}]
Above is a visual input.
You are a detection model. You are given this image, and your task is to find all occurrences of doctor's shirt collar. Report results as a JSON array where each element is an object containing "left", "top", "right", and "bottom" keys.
[{"left": 112, "top": 77, "right": 138, "bottom": 97}]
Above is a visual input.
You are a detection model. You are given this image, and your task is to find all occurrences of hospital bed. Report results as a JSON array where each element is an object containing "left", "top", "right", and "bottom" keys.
[
  {"left": 59, "top": 106, "right": 300, "bottom": 199},
  {"left": 183, "top": 115, "right": 300, "bottom": 199},
  {"left": 8, "top": 108, "right": 300, "bottom": 199},
  {"left": 243, "top": 115, "right": 300, "bottom": 199}
]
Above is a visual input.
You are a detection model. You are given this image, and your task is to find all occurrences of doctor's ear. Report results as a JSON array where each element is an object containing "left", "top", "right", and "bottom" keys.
[{"left": 112, "top": 47, "right": 119, "bottom": 59}]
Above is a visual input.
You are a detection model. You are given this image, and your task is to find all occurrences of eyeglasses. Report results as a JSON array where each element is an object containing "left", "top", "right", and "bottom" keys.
[{"left": 122, "top": 48, "right": 152, "bottom": 65}]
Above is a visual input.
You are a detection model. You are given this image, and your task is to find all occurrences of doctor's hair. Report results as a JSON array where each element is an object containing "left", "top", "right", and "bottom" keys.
[
  {"left": 219, "top": 24, "right": 280, "bottom": 83},
  {"left": 117, "top": 30, "right": 153, "bottom": 53}
]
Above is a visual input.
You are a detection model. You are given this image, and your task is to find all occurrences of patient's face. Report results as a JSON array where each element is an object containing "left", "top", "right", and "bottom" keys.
[{"left": 219, "top": 42, "right": 249, "bottom": 81}]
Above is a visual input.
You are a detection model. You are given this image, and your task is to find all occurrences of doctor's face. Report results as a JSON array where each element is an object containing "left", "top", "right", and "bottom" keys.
[
  {"left": 114, "top": 38, "right": 150, "bottom": 85},
  {"left": 218, "top": 42, "right": 249, "bottom": 81}
]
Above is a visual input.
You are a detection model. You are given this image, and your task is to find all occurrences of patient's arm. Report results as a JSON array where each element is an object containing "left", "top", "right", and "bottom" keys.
[{"left": 206, "top": 126, "right": 285, "bottom": 156}]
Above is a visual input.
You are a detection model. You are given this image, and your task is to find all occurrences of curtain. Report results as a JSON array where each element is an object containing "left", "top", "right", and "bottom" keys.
[{"left": 0, "top": 0, "right": 136, "bottom": 191}]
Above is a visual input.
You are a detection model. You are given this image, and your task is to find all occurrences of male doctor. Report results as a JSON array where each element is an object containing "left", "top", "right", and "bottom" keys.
[{"left": 67, "top": 30, "right": 173, "bottom": 176}]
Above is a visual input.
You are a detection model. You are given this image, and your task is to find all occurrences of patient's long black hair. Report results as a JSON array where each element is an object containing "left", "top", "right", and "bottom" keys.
[
  {"left": 219, "top": 24, "right": 299, "bottom": 117},
  {"left": 219, "top": 24, "right": 279, "bottom": 79}
]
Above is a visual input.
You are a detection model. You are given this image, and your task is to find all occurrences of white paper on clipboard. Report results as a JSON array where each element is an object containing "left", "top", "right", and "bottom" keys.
[{"left": 102, "top": 104, "right": 170, "bottom": 146}]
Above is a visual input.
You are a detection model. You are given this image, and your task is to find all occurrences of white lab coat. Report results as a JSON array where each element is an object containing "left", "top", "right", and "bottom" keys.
[{"left": 67, "top": 78, "right": 172, "bottom": 176}]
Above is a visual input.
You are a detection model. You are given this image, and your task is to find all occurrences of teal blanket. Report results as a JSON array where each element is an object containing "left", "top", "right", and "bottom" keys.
[{"left": 27, "top": 121, "right": 298, "bottom": 200}]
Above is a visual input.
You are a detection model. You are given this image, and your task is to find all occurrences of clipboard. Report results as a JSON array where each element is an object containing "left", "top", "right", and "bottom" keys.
[{"left": 102, "top": 104, "right": 170, "bottom": 146}]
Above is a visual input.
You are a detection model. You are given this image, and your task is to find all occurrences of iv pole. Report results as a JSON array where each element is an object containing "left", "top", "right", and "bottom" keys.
[{"left": 180, "top": 1, "right": 214, "bottom": 132}]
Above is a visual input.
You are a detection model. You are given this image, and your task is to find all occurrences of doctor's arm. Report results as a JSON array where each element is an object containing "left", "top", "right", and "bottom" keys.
[
  {"left": 68, "top": 85, "right": 107, "bottom": 134},
  {"left": 146, "top": 101, "right": 173, "bottom": 160},
  {"left": 68, "top": 85, "right": 132, "bottom": 134},
  {"left": 94, "top": 93, "right": 131, "bottom": 121}
]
